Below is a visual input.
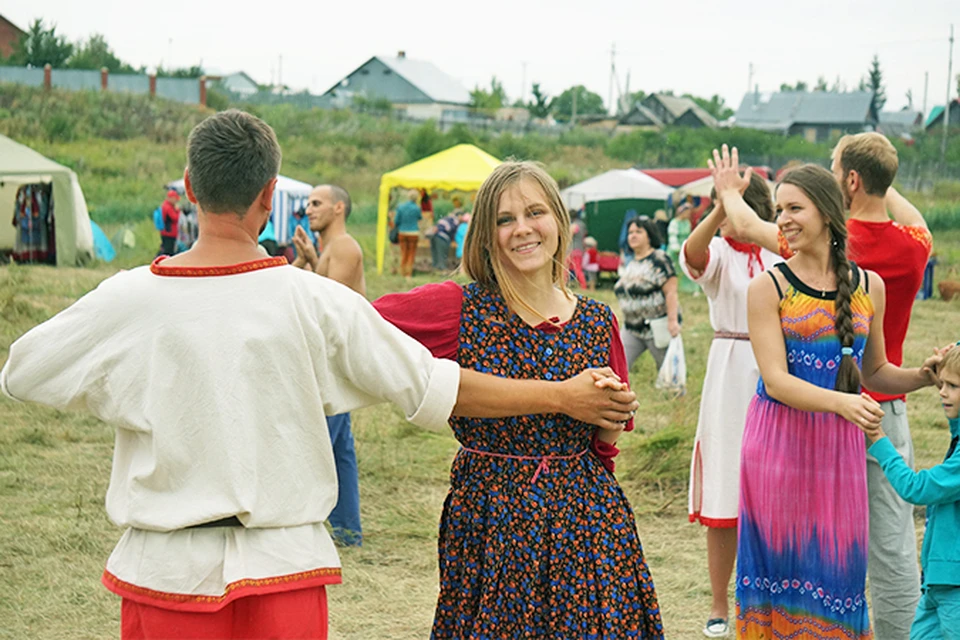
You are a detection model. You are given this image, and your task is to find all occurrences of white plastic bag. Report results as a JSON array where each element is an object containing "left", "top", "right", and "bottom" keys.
[{"left": 655, "top": 335, "right": 687, "bottom": 396}]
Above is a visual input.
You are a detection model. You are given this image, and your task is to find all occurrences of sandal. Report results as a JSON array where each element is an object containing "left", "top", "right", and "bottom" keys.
[{"left": 703, "top": 617, "right": 730, "bottom": 638}]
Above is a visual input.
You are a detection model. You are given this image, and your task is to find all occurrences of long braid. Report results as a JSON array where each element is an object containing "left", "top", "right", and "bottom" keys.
[{"left": 830, "top": 224, "right": 861, "bottom": 393}]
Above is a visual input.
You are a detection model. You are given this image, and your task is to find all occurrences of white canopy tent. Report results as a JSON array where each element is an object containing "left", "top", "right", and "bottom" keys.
[
  {"left": 0, "top": 135, "right": 94, "bottom": 266},
  {"left": 560, "top": 168, "right": 674, "bottom": 210},
  {"left": 167, "top": 175, "right": 314, "bottom": 245},
  {"left": 677, "top": 174, "right": 775, "bottom": 199}
]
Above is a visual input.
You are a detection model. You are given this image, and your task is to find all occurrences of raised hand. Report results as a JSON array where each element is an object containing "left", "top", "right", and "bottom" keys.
[{"left": 708, "top": 144, "right": 753, "bottom": 197}]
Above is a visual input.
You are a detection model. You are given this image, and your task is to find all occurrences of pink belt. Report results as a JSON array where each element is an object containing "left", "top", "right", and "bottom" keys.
[
  {"left": 460, "top": 447, "right": 589, "bottom": 484},
  {"left": 714, "top": 331, "right": 750, "bottom": 341}
]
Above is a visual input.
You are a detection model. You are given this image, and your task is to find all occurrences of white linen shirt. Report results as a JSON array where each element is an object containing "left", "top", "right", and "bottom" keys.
[{"left": 0, "top": 260, "right": 460, "bottom": 606}]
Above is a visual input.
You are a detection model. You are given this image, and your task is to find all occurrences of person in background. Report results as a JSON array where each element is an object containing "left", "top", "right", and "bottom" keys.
[
  {"left": 420, "top": 188, "right": 434, "bottom": 227},
  {"left": 582, "top": 236, "right": 600, "bottom": 290},
  {"left": 682, "top": 171, "right": 782, "bottom": 638},
  {"left": 429, "top": 199, "right": 462, "bottom": 272},
  {"left": 395, "top": 189, "right": 422, "bottom": 278},
  {"left": 454, "top": 212, "right": 470, "bottom": 262},
  {"left": 567, "top": 208, "right": 588, "bottom": 288},
  {"left": 860, "top": 344, "right": 958, "bottom": 638},
  {"left": 615, "top": 216, "right": 681, "bottom": 374},
  {"left": 667, "top": 203, "right": 697, "bottom": 294},
  {"left": 158, "top": 190, "right": 180, "bottom": 256},
  {"left": 653, "top": 209, "right": 669, "bottom": 250},
  {"left": 292, "top": 184, "right": 365, "bottom": 546},
  {"left": 176, "top": 202, "right": 199, "bottom": 254}
]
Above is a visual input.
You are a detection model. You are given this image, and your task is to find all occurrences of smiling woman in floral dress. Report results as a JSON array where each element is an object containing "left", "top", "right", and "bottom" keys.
[{"left": 374, "top": 161, "right": 664, "bottom": 639}]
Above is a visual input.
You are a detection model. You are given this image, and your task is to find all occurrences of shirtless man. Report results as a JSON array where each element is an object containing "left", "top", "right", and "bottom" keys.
[
  {"left": 293, "top": 184, "right": 366, "bottom": 545},
  {"left": 294, "top": 185, "right": 365, "bottom": 295}
]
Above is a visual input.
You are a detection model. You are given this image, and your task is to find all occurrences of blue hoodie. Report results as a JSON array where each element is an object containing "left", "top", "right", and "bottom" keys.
[{"left": 868, "top": 417, "right": 960, "bottom": 587}]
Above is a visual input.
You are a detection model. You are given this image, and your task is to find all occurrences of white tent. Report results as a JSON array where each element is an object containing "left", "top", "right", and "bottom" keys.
[
  {"left": 677, "top": 174, "right": 775, "bottom": 199},
  {"left": 167, "top": 175, "right": 314, "bottom": 245},
  {"left": 561, "top": 168, "right": 674, "bottom": 210},
  {"left": 0, "top": 135, "right": 94, "bottom": 266}
]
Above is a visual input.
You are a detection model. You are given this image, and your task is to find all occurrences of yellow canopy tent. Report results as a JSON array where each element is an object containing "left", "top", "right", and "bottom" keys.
[{"left": 376, "top": 144, "right": 501, "bottom": 273}]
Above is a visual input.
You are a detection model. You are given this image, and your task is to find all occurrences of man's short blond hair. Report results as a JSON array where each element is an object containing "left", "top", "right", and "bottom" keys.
[
  {"left": 941, "top": 346, "right": 960, "bottom": 378},
  {"left": 833, "top": 132, "right": 899, "bottom": 196}
]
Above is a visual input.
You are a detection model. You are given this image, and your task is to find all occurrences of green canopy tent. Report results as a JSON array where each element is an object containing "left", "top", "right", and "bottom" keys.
[
  {"left": 560, "top": 169, "right": 674, "bottom": 252},
  {"left": 0, "top": 135, "right": 93, "bottom": 266}
]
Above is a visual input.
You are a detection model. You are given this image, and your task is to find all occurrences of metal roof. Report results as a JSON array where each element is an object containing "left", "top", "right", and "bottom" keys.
[
  {"left": 734, "top": 91, "right": 875, "bottom": 131},
  {"left": 377, "top": 55, "right": 471, "bottom": 105}
]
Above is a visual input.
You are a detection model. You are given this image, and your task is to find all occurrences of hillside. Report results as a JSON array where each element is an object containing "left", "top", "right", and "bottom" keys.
[{"left": 1, "top": 84, "right": 958, "bottom": 226}]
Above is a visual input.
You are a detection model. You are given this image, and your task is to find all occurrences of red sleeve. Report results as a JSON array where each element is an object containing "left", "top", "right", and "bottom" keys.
[
  {"left": 776, "top": 229, "right": 794, "bottom": 259},
  {"left": 591, "top": 313, "right": 634, "bottom": 474},
  {"left": 372, "top": 281, "right": 462, "bottom": 360}
]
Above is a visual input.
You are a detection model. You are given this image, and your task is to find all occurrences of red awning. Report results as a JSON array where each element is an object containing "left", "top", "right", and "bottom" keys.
[{"left": 640, "top": 167, "right": 771, "bottom": 187}]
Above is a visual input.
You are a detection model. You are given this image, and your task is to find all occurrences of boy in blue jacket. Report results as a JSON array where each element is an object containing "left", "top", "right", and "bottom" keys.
[{"left": 863, "top": 345, "right": 960, "bottom": 638}]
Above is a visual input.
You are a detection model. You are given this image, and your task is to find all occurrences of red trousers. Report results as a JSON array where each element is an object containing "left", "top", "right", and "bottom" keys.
[{"left": 121, "top": 586, "right": 328, "bottom": 639}]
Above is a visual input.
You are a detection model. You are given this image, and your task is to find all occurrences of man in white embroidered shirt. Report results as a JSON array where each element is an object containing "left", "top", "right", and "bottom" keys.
[{"left": 0, "top": 109, "right": 638, "bottom": 640}]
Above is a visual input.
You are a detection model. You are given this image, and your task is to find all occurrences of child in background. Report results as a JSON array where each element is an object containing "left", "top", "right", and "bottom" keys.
[
  {"left": 861, "top": 344, "right": 959, "bottom": 637},
  {"left": 582, "top": 236, "right": 600, "bottom": 290}
]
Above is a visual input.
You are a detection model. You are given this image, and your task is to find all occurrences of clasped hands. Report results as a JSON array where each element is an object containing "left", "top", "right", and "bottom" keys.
[{"left": 561, "top": 368, "right": 639, "bottom": 432}]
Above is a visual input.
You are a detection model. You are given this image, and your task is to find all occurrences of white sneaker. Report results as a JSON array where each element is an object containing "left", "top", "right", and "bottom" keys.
[{"left": 703, "top": 618, "right": 730, "bottom": 638}]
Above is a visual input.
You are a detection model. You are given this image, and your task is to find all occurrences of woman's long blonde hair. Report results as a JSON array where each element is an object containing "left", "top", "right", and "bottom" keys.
[{"left": 461, "top": 161, "right": 572, "bottom": 321}]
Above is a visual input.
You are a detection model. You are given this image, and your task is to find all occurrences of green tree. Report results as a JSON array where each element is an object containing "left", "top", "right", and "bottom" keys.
[
  {"left": 470, "top": 76, "right": 507, "bottom": 112},
  {"left": 7, "top": 19, "right": 73, "bottom": 67},
  {"left": 780, "top": 81, "right": 808, "bottom": 92},
  {"left": 682, "top": 93, "right": 734, "bottom": 120},
  {"left": 528, "top": 83, "right": 551, "bottom": 118},
  {"left": 405, "top": 120, "right": 448, "bottom": 162},
  {"left": 814, "top": 76, "right": 829, "bottom": 91},
  {"left": 867, "top": 54, "right": 886, "bottom": 112},
  {"left": 552, "top": 85, "right": 605, "bottom": 121},
  {"left": 156, "top": 64, "right": 205, "bottom": 79},
  {"left": 66, "top": 34, "right": 133, "bottom": 72}
]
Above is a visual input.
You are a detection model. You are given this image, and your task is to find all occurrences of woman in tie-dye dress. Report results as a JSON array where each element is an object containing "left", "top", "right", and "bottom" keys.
[{"left": 708, "top": 156, "right": 939, "bottom": 640}]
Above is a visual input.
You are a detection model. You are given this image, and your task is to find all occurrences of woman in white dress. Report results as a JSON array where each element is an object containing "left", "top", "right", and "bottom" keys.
[{"left": 680, "top": 172, "right": 781, "bottom": 638}]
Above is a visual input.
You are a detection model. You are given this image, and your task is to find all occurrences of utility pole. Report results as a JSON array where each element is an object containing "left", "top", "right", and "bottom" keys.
[
  {"left": 942, "top": 24, "right": 954, "bottom": 169},
  {"left": 520, "top": 61, "right": 527, "bottom": 104},
  {"left": 572, "top": 86, "right": 578, "bottom": 125},
  {"left": 608, "top": 43, "right": 616, "bottom": 116},
  {"left": 923, "top": 71, "right": 929, "bottom": 117},
  {"left": 748, "top": 62, "right": 753, "bottom": 95}
]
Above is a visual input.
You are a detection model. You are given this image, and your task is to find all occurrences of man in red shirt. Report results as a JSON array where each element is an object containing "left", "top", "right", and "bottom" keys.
[
  {"left": 159, "top": 190, "right": 181, "bottom": 256},
  {"left": 716, "top": 137, "right": 932, "bottom": 639},
  {"left": 832, "top": 133, "right": 931, "bottom": 639}
]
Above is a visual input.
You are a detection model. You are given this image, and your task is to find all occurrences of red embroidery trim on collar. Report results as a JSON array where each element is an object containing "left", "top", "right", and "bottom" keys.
[
  {"left": 150, "top": 256, "right": 289, "bottom": 277},
  {"left": 724, "top": 237, "right": 765, "bottom": 277}
]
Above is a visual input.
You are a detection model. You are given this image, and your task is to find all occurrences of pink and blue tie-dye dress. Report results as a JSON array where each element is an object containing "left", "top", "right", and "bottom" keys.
[{"left": 736, "top": 262, "right": 874, "bottom": 639}]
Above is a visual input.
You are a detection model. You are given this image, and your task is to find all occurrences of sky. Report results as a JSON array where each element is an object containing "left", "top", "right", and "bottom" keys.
[{"left": 4, "top": 0, "right": 958, "bottom": 116}]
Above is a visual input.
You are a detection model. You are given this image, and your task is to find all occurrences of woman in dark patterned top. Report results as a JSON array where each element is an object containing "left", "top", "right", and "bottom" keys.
[
  {"left": 615, "top": 216, "right": 682, "bottom": 372},
  {"left": 374, "top": 161, "right": 664, "bottom": 639}
]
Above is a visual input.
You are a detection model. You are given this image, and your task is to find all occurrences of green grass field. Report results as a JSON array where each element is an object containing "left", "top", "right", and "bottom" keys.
[{"left": 1, "top": 225, "right": 959, "bottom": 638}]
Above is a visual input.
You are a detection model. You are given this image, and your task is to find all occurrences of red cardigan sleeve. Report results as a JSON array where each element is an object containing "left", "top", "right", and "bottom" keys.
[
  {"left": 591, "top": 313, "right": 633, "bottom": 474},
  {"left": 372, "top": 280, "right": 462, "bottom": 360}
]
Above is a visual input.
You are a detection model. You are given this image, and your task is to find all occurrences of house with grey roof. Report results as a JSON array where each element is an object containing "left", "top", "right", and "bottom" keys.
[
  {"left": 641, "top": 94, "right": 718, "bottom": 129},
  {"left": 319, "top": 52, "right": 471, "bottom": 121},
  {"left": 733, "top": 90, "right": 878, "bottom": 143},
  {"left": 878, "top": 110, "right": 923, "bottom": 138}
]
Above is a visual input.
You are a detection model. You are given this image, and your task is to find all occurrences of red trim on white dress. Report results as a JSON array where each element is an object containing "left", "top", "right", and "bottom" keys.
[
  {"left": 150, "top": 256, "right": 288, "bottom": 278},
  {"left": 102, "top": 567, "right": 342, "bottom": 613},
  {"left": 689, "top": 513, "right": 738, "bottom": 528}
]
